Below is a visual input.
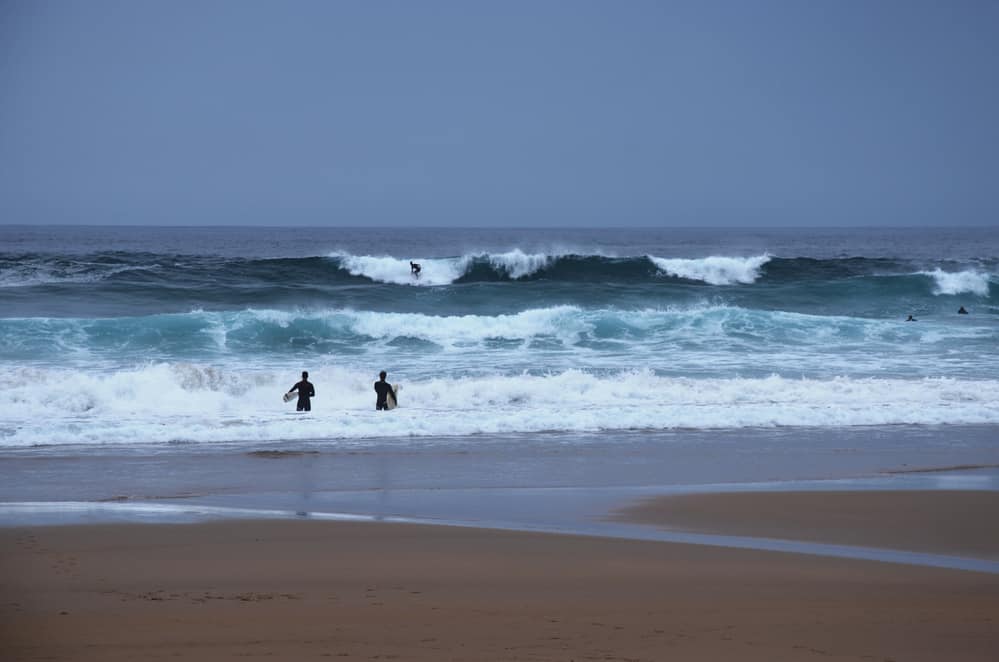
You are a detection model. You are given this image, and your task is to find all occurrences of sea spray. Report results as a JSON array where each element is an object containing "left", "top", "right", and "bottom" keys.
[
  {"left": 920, "top": 268, "right": 992, "bottom": 296},
  {"left": 2, "top": 365, "right": 999, "bottom": 447},
  {"left": 648, "top": 254, "right": 772, "bottom": 285}
]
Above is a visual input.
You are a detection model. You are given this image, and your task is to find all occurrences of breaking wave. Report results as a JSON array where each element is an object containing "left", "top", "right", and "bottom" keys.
[
  {"left": 2, "top": 364, "right": 999, "bottom": 447},
  {"left": 3, "top": 305, "right": 993, "bottom": 361},
  {"left": 919, "top": 268, "right": 992, "bottom": 296},
  {"left": 648, "top": 255, "right": 772, "bottom": 285},
  {"left": 3, "top": 251, "right": 996, "bottom": 296}
]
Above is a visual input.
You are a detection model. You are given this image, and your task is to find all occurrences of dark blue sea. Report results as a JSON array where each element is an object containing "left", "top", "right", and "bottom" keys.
[{"left": 1, "top": 225, "right": 997, "bottom": 449}]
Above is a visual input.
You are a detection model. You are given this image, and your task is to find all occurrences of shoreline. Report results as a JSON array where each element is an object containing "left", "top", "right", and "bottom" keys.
[
  {"left": 4, "top": 474, "right": 999, "bottom": 575},
  {"left": 4, "top": 425, "right": 999, "bottom": 659},
  {"left": 4, "top": 427, "right": 999, "bottom": 572},
  {"left": 5, "top": 424, "right": 999, "bottom": 501}
]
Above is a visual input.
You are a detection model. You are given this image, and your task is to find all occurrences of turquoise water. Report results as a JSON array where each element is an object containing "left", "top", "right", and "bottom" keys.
[{"left": 1, "top": 226, "right": 997, "bottom": 448}]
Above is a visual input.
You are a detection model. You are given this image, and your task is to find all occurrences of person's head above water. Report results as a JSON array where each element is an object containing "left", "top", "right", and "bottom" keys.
[
  {"left": 958, "top": 306, "right": 968, "bottom": 314},
  {"left": 379, "top": 370, "right": 387, "bottom": 380},
  {"left": 302, "top": 371, "right": 309, "bottom": 379}
]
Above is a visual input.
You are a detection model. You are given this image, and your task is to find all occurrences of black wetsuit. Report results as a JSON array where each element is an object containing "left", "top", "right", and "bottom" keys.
[
  {"left": 290, "top": 379, "right": 315, "bottom": 412},
  {"left": 374, "top": 379, "right": 393, "bottom": 411}
]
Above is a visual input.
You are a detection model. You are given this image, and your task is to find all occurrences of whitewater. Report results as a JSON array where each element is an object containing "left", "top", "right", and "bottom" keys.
[{"left": 1, "top": 226, "right": 997, "bottom": 450}]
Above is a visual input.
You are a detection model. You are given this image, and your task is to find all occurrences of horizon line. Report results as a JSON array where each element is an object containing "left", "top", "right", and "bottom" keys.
[{"left": 2, "top": 223, "right": 997, "bottom": 230}]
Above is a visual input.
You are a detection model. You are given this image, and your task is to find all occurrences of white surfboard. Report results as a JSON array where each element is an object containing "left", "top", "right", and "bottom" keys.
[
  {"left": 283, "top": 392, "right": 295, "bottom": 403},
  {"left": 386, "top": 384, "right": 400, "bottom": 410}
]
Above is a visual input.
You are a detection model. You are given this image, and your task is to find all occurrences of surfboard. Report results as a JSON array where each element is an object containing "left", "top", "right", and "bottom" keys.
[
  {"left": 386, "top": 384, "right": 400, "bottom": 410},
  {"left": 283, "top": 392, "right": 295, "bottom": 403}
]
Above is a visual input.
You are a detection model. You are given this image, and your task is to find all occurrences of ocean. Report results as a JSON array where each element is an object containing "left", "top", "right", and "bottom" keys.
[{"left": 1, "top": 225, "right": 998, "bottom": 451}]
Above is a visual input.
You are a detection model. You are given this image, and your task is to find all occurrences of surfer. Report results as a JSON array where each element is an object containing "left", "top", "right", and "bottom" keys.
[
  {"left": 287, "top": 371, "right": 316, "bottom": 412},
  {"left": 958, "top": 306, "right": 969, "bottom": 314},
  {"left": 374, "top": 370, "right": 393, "bottom": 411},
  {"left": 410, "top": 261, "right": 421, "bottom": 277},
  {"left": 905, "top": 314, "right": 916, "bottom": 322}
]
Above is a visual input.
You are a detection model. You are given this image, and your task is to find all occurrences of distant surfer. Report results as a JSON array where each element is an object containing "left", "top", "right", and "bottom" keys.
[
  {"left": 374, "top": 370, "right": 394, "bottom": 411},
  {"left": 410, "top": 261, "right": 421, "bottom": 277},
  {"left": 287, "top": 371, "right": 315, "bottom": 412},
  {"left": 958, "top": 306, "right": 968, "bottom": 314},
  {"left": 905, "top": 314, "right": 916, "bottom": 322}
]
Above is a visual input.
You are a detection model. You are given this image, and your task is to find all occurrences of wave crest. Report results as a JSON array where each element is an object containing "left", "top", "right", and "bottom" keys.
[
  {"left": 330, "top": 249, "right": 772, "bottom": 286},
  {"left": 329, "top": 251, "right": 775, "bottom": 286},
  {"left": 331, "top": 249, "right": 559, "bottom": 286},
  {"left": 648, "top": 255, "right": 772, "bottom": 285},
  {"left": 485, "top": 249, "right": 558, "bottom": 279},
  {"left": 920, "top": 268, "right": 992, "bottom": 296},
  {"left": 3, "top": 305, "right": 994, "bottom": 360}
]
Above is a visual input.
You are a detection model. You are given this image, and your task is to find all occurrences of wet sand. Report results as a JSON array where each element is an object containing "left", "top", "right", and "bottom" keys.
[
  {"left": 613, "top": 489, "right": 999, "bottom": 560},
  {"left": 3, "top": 518, "right": 998, "bottom": 661}
]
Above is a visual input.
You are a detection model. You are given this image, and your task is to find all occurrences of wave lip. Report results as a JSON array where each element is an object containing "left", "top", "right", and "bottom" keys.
[
  {"left": 346, "top": 305, "right": 585, "bottom": 346},
  {"left": 648, "top": 254, "right": 771, "bottom": 285},
  {"left": 919, "top": 268, "right": 992, "bottom": 296},
  {"left": 13, "top": 251, "right": 994, "bottom": 293},
  {"left": 483, "top": 249, "right": 558, "bottom": 279},
  {"left": 330, "top": 250, "right": 776, "bottom": 286},
  {"left": 332, "top": 252, "right": 466, "bottom": 286},
  {"left": 330, "top": 249, "right": 559, "bottom": 286},
  {"left": 4, "top": 304, "right": 997, "bottom": 361}
]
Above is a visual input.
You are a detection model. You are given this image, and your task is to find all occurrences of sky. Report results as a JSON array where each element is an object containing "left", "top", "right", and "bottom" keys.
[{"left": 1, "top": 0, "right": 998, "bottom": 227}]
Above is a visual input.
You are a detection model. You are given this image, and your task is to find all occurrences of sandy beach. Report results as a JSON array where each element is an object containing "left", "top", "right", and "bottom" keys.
[
  {"left": 3, "top": 435, "right": 999, "bottom": 660},
  {"left": 3, "top": 509, "right": 998, "bottom": 661}
]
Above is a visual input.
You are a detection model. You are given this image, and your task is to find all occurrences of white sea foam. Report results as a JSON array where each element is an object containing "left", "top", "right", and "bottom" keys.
[
  {"left": 186, "top": 305, "right": 587, "bottom": 348},
  {"left": 484, "top": 249, "right": 557, "bottom": 279},
  {"left": 331, "top": 249, "right": 558, "bottom": 286},
  {"left": 3, "top": 305, "right": 993, "bottom": 364},
  {"left": 648, "top": 254, "right": 772, "bottom": 285},
  {"left": 920, "top": 268, "right": 991, "bottom": 296},
  {"left": 333, "top": 252, "right": 468, "bottom": 286},
  {"left": 199, "top": 305, "right": 847, "bottom": 350},
  {"left": 345, "top": 306, "right": 585, "bottom": 346},
  {"left": 2, "top": 364, "right": 999, "bottom": 448}
]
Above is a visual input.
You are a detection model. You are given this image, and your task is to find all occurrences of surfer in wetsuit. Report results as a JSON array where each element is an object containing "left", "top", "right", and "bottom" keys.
[
  {"left": 288, "top": 371, "right": 315, "bottom": 412},
  {"left": 958, "top": 306, "right": 969, "bottom": 314},
  {"left": 410, "top": 261, "right": 421, "bottom": 277},
  {"left": 374, "top": 370, "right": 393, "bottom": 411}
]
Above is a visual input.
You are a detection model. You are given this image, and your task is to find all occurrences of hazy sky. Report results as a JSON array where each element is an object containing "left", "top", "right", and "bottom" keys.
[{"left": 2, "top": 0, "right": 997, "bottom": 227}]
